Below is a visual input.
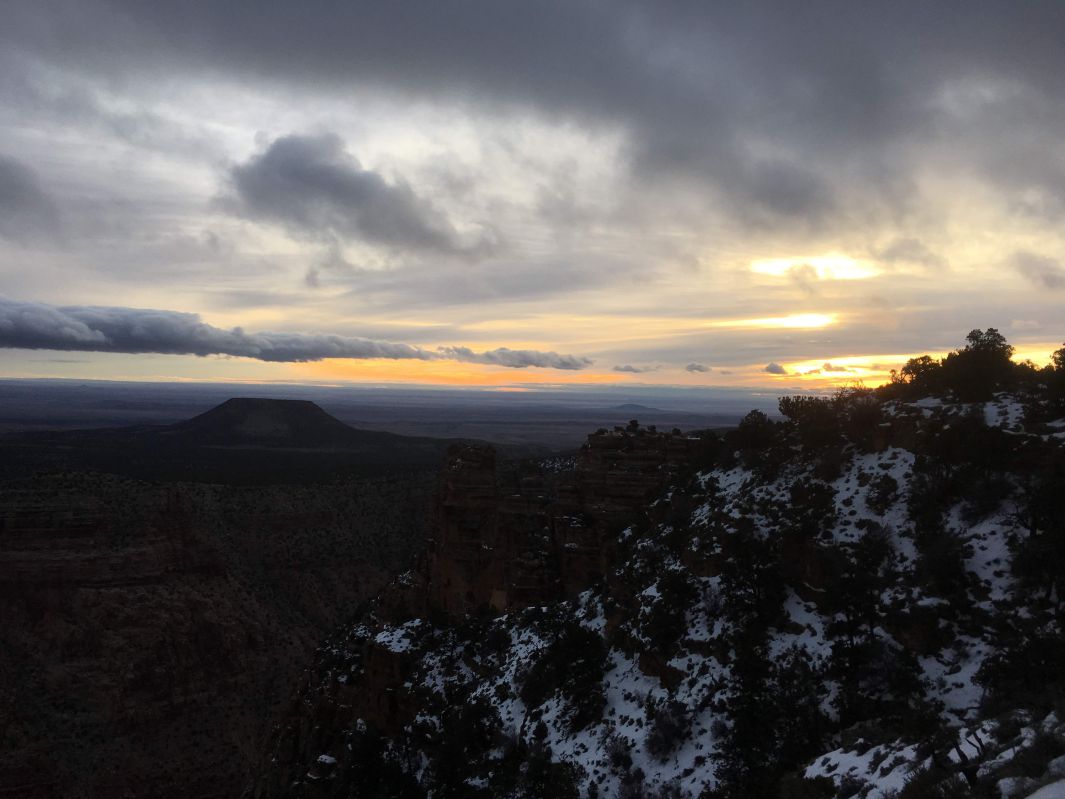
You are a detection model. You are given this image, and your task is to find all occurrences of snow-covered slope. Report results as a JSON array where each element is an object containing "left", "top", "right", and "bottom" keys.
[{"left": 256, "top": 389, "right": 1065, "bottom": 799}]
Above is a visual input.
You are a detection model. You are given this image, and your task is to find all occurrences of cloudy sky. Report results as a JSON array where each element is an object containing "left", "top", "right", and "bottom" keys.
[{"left": 1, "top": 1, "right": 1063, "bottom": 391}]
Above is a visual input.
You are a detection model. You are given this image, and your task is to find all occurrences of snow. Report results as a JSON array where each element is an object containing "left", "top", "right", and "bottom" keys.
[
  {"left": 310, "top": 390, "right": 1065, "bottom": 798},
  {"left": 373, "top": 619, "right": 424, "bottom": 653},
  {"left": 1048, "top": 754, "right": 1065, "bottom": 778},
  {"left": 920, "top": 635, "right": 990, "bottom": 720},
  {"left": 1027, "top": 782, "right": 1065, "bottom": 799},
  {"left": 769, "top": 590, "right": 828, "bottom": 661},
  {"left": 805, "top": 741, "right": 927, "bottom": 798},
  {"left": 983, "top": 395, "right": 1027, "bottom": 432}
]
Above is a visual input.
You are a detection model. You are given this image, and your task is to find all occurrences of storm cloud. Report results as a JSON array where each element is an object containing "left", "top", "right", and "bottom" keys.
[
  {"left": 1014, "top": 251, "right": 1065, "bottom": 290},
  {"left": 0, "top": 156, "right": 59, "bottom": 242},
  {"left": 874, "top": 238, "right": 947, "bottom": 271},
  {"left": 8, "top": 1, "right": 1065, "bottom": 229},
  {"left": 1, "top": 2, "right": 1064, "bottom": 385},
  {"left": 226, "top": 134, "right": 482, "bottom": 255},
  {"left": 0, "top": 298, "right": 591, "bottom": 369},
  {"left": 438, "top": 346, "right": 592, "bottom": 371}
]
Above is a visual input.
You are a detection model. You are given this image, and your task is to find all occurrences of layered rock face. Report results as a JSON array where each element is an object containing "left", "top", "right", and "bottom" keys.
[
  {"left": 422, "top": 425, "right": 699, "bottom": 618},
  {"left": 353, "top": 424, "right": 701, "bottom": 624},
  {"left": 0, "top": 470, "right": 433, "bottom": 798}
]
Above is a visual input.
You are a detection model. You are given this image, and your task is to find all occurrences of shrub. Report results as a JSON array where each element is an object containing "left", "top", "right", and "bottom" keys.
[
  {"left": 644, "top": 698, "right": 690, "bottom": 761},
  {"left": 914, "top": 529, "right": 972, "bottom": 602},
  {"left": 778, "top": 396, "right": 842, "bottom": 450},
  {"left": 866, "top": 474, "right": 898, "bottom": 516},
  {"left": 898, "top": 769, "right": 971, "bottom": 799},
  {"left": 977, "top": 625, "right": 1065, "bottom": 711},
  {"left": 836, "top": 386, "right": 884, "bottom": 450},
  {"left": 519, "top": 622, "right": 609, "bottom": 730},
  {"left": 642, "top": 569, "right": 698, "bottom": 654},
  {"left": 786, "top": 479, "right": 838, "bottom": 540},
  {"left": 728, "top": 410, "right": 786, "bottom": 474}
]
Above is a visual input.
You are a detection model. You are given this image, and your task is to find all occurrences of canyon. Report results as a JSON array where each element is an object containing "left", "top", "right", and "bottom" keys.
[{"left": 0, "top": 400, "right": 440, "bottom": 797}]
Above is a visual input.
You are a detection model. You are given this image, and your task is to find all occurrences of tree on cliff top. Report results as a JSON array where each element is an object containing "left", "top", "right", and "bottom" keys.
[{"left": 887, "top": 328, "right": 1031, "bottom": 401}]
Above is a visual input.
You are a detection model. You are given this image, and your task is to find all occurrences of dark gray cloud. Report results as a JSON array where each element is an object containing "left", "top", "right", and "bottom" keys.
[
  {"left": 764, "top": 362, "right": 786, "bottom": 375},
  {"left": 685, "top": 363, "right": 710, "bottom": 373},
  {"left": 438, "top": 346, "right": 592, "bottom": 370},
  {"left": 613, "top": 364, "right": 656, "bottom": 374},
  {"left": 0, "top": 155, "right": 60, "bottom": 242},
  {"left": 0, "top": 297, "right": 591, "bottom": 368},
  {"left": 1013, "top": 251, "right": 1065, "bottom": 290},
  {"left": 821, "top": 362, "right": 852, "bottom": 372},
  {"left": 225, "top": 134, "right": 486, "bottom": 255},
  {"left": 8, "top": 2, "right": 1065, "bottom": 229},
  {"left": 874, "top": 237, "right": 947, "bottom": 270},
  {"left": 331, "top": 253, "right": 648, "bottom": 309}
]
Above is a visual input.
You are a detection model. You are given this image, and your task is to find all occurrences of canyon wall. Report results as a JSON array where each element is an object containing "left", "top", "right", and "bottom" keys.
[{"left": 0, "top": 471, "right": 433, "bottom": 798}]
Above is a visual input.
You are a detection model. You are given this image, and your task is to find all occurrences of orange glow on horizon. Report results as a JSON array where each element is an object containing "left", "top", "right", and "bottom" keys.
[
  {"left": 773, "top": 343, "right": 1061, "bottom": 388},
  {"left": 296, "top": 358, "right": 625, "bottom": 387}
]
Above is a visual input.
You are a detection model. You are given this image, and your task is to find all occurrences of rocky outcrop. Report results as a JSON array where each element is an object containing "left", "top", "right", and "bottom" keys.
[{"left": 421, "top": 424, "right": 699, "bottom": 617}]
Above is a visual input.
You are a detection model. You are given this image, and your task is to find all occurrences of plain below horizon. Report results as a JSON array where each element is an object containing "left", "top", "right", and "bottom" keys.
[{"left": 0, "top": 377, "right": 771, "bottom": 450}]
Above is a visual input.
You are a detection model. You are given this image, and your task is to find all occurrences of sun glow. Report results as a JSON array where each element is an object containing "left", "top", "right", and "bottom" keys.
[
  {"left": 781, "top": 344, "right": 1063, "bottom": 388},
  {"left": 296, "top": 358, "right": 623, "bottom": 387},
  {"left": 779, "top": 354, "right": 905, "bottom": 385},
  {"left": 706, "top": 313, "right": 837, "bottom": 330},
  {"left": 751, "top": 255, "right": 879, "bottom": 281}
]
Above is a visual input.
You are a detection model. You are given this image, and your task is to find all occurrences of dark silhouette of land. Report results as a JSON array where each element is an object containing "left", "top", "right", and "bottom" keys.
[
  {"left": 0, "top": 397, "right": 509, "bottom": 484},
  {"left": 0, "top": 379, "right": 760, "bottom": 450}
]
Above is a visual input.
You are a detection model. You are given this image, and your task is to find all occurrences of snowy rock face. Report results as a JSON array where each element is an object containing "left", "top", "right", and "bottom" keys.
[{"left": 256, "top": 388, "right": 1065, "bottom": 799}]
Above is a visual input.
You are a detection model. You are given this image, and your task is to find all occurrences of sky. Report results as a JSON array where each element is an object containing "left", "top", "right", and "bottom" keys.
[{"left": 1, "top": 1, "right": 1063, "bottom": 393}]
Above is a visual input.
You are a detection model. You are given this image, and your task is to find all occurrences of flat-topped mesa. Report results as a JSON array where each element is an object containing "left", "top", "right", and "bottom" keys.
[
  {"left": 421, "top": 425, "right": 698, "bottom": 618},
  {"left": 166, "top": 397, "right": 357, "bottom": 447}
]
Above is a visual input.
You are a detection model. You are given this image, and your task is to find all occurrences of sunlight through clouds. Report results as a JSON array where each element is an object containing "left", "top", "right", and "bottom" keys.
[
  {"left": 705, "top": 313, "right": 837, "bottom": 330},
  {"left": 750, "top": 255, "right": 880, "bottom": 281}
]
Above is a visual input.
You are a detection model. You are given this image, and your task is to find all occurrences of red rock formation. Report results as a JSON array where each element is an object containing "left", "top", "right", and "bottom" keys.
[
  {"left": 424, "top": 444, "right": 504, "bottom": 615},
  {"left": 420, "top": 426, "right": 698, "bottom": 618}
]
